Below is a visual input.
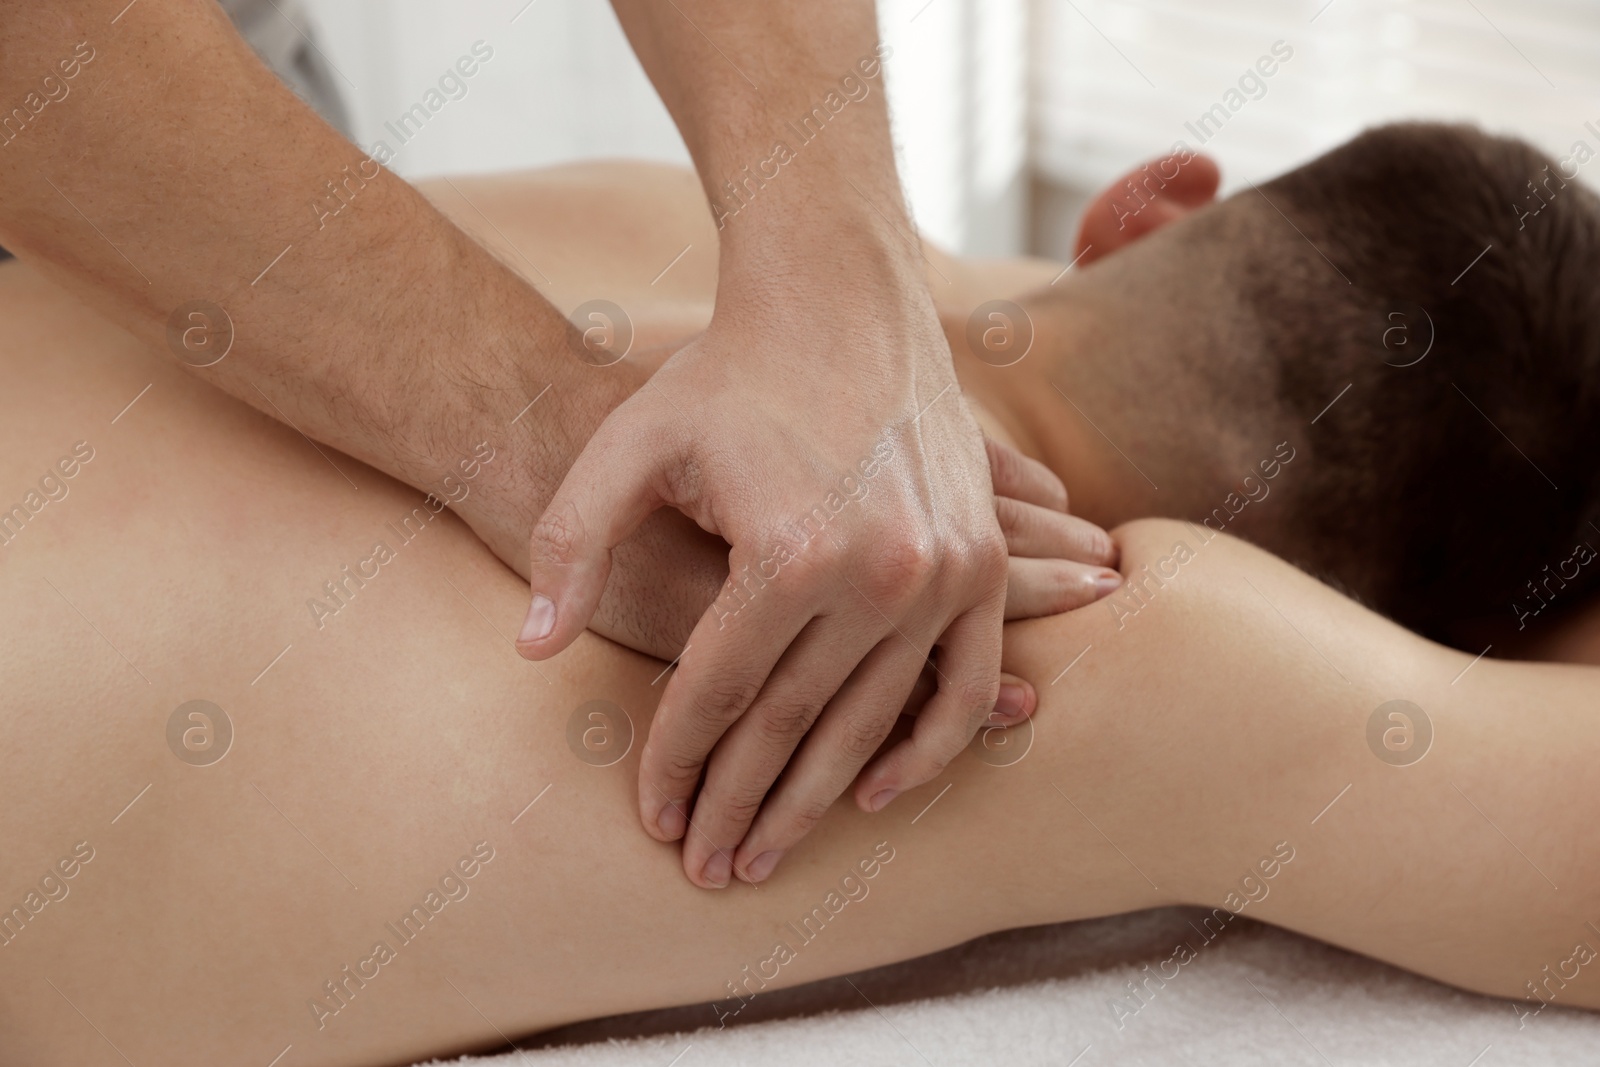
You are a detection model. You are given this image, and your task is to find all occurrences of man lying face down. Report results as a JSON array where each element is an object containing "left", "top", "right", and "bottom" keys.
[{"left": 999, "top": 122, "right": 1600, "bottom": 651}]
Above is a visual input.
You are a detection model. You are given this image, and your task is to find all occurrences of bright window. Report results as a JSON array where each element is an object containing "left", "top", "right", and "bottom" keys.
[{"left": 1032, "top": 0, "right": 1600, "bottom": 207}]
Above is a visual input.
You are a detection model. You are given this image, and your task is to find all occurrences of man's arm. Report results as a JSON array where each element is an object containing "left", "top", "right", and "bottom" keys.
[
  {"left": 0, "top": 0, "right": 1105, "bottom": 892},
  {"left": 0, "top": 0, "right": 725, "bottom": 652},
  {"left": 522, "top": 0, "right": 1013, "bottom": 888}
]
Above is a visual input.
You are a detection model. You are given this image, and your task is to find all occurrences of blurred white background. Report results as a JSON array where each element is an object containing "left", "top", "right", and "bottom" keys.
[{"left": 292, "top": 0, "right": 1600, "bottom": 260}]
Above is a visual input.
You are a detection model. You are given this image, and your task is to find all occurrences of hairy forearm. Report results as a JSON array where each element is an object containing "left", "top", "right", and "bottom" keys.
[
  {"left": 608, "top": 0, "right": 919, "bottom": 295},
  {"left": 0, "top": 1, "right": 605, "bottom": 524}
]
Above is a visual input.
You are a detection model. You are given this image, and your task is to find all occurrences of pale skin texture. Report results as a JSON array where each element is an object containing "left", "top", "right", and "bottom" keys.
[
  {"left": 1, "top": 165, "right": 1598, "bottom": 1067},
  {"left": 529, "top": 2, "right": 1017, "bottom": 886},
  {"left": 0, "top": 0, "right": 1037, "bottom": 889}
]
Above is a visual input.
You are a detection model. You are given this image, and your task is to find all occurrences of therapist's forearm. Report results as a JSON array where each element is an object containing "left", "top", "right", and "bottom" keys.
[
  {"left": 609, "top": 0, "right": 921, "bottom": 304},
  {"left": 0, "top": 1, "right": 610, "bottom": 512}
]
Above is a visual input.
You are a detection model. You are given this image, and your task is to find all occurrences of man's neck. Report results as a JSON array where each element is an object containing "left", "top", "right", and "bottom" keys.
[{"left": 941, "top": 286, "right": 1168, "bottom": 530}]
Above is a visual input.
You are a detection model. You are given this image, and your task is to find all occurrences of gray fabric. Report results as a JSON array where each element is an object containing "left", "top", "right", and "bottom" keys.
[{"left": 218, "top": 0, "right": 353, "bottom": 136}]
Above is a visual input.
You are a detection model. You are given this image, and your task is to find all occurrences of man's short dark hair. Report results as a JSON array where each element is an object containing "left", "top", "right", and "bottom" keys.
[{"left": 1241, "top": 122, "right": 1600, "bottom": 647}]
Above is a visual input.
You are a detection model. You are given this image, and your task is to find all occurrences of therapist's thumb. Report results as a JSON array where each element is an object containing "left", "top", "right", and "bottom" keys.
[{"left": 516, "top": 424, "right": 671, "bottom": 661}]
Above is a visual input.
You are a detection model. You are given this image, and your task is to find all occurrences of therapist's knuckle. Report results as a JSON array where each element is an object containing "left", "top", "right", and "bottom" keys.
[
  {"left": 754, "top": 696, "right": 820, "bottom": 747},
  {"left": 785, "top": 795, "right": 832, "bottom": 840},
  {"left": 659, "top": 450, "right": 703, "bottom": 504},
  {"left": 971, "top": 531, "right": 1009, "bottom": 585},
  {"left": 529, "top": 504, "right": 583, "bottom": 566},
  {"left": 786, "top": 534, "right": 844, "bottom": 588},
  {"left": 656, "top": 746, "right": 708, "bottom": 785},
  {"left": 693, "top": 674, "right": 764, "bottom": 723},
  {"left": 975, "top": 522, "right": 1008, "bottom": 561},
  {"left": 701, "top": 783, "right": 765, "bottom": 830},
  {"left": 928, "top": 723, "right": 972, "bottom": 771},
  {"left": 862, "top": 535, "right": 937, "bottom": 602},
  {"left": 961, "top": 677, "right": 1002, "bottom": 723},
  {"left": 838, "top": 710, "right": 892, "bottom": 762},
  {"left": 910, "top": 748, "right": 954, "bottom": 784}
]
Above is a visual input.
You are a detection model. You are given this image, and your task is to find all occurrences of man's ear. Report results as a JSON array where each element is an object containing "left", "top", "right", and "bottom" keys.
[{"left": 1073, "top": 151, "right": 1221, "bottom": 265}]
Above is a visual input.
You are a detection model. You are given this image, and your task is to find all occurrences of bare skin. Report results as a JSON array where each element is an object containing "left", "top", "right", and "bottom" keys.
[
  {"left": 0, "top": 1, "right": 1027, "bottom": 882},
  {"left": 1, "top": 166, "right": 1597, "bottom": 1067}
]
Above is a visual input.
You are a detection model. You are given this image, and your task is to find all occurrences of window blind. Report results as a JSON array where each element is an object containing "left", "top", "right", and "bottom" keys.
[{"left": 1031, "top": 0, "right": 1600, "bottom": 198}]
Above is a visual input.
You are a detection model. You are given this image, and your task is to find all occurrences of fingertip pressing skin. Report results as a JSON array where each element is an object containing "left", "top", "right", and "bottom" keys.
[
  {"left": 853, "top": 607, "right": 1002, "bottom": 818},
  {"left": 1095, "top": 568, "right": 1123, "bottom": 597},
  {"left": 658, "top": 802, "right": 689, "bottom": 840},
  {"left": 639, "top": 722, "right": 703, "bottom": 845},
  {"left": 515, "top": 572, "right": 602, "bottom": 659},
  {"left": 729, "top": 639, "right": 931, "bottom": 879},
  {"left": 639, "top": 767, "right": 689, "bottom": 842},
  {"left": 675, "top": 622, "right": 872, "bottom": 888},
  {"left": 731, "top": 671, "right": 1035, "bottom": 885},
  {"left": 1004, "top": 557, "right": 1123, "bottom": 620},
  {"left": 852, "top": 672, "right": 1032, "bottom": 821},
  {"left": 518, "top": 418, "right": 673, "bottom": 660},
  {"left": 742, "top": 849, "right": 784, "bottom": 883},
  {"left": 517, "top": 592, "right": 556, "bottom": 645},
  {"left": 639, "top": 737, "right": 695, "bottom": 843},
  {"left": 517, "top": 497, "right": 591, "bottom": 658},
  {"left": 517, "top": 490, "right": 625, "bottom": 659},
  {"left": 703, "top": 850, "right": 734, "bottom": 888},
  {"left": 516, "top": 572, "right": 593, "bottom": 663},
  {"left": 994, "top": 497, "right": 1118, "bottom": 565},
  {"left": 866, "top": 787, "right": 898, "bottom": 812},
  {"left": 993, "top": 677, "right": 1034, "bottom": 722},
  {"left": 639, "top": 596, "right": 814, "bottom": 848}
]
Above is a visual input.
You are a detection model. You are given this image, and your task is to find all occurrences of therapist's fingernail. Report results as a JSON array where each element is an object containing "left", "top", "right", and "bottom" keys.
[
  {"left": 701, "top": 850, "right": 732, "bottom": 889},
  {"left": 743, "top": 849, "right": 784, "bottom": 884},
  {"left": 656, "top": 801, "right": 687, "bottom": 840},
  {"left": 1094, "top": 570, "right": 1123, "bottom": 598},
  {"left": 868, "top": 788, "right": 898, "bottom": 813},
  {"left": 994, "top": 683, "right": 1027, "bottom": 721},
  {"left": 519, "top": 594, "right": 555, "bottom": 644}
]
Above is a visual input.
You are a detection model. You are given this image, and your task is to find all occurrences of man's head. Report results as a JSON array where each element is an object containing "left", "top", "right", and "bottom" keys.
[{"left": 1050, "top": 123, "right": 1600, "bottom": 648}]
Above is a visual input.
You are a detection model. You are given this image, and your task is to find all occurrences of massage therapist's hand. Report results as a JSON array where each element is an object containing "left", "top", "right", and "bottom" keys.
[
  {"left": 516, "top": 266, "right": 1011, "bottom": 888},
  {"left": 547, "top": 0, "right": 1123, "bottom": 887}
]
